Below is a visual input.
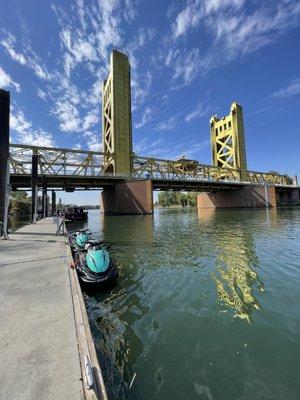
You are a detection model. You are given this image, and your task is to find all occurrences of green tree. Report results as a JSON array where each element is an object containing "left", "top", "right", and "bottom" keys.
[
  {"left": 158, "top": 191, "right": 198, "bottom": 207},
  {"left": 10, "top": 191, "right": 29, "bottom": 201}
]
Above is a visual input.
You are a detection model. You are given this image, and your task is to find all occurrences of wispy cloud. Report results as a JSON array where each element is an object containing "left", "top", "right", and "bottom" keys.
[
  {"left": 1, "top": 33, "right": 52, "bottom": 80},
  {"left": 36, "top": 88, "right": 47, "bottom": 101},
  {"left": 83, "top": 131, "right": 102, "bottom": 151},
  {"left": 0, "top": 66, "right": 20, "bottom": 92},
  {"left": 165, "top": 47, "right": 201, "bottom": 87},
  {"left": 155, "top": 115, "right": 179, "bottom": 131},
  {"left": 10, "top": 105, "right": 55, "bottom": 147},
  {"left": 171, "top": 0, "right": 244, "bottom": 39},
  {"left": 167, "top": 0, "right": 300, "bottom": 86},
  {"left": 134, "top": 106, "right": 152, "bottom": 128},
  {"left": 271, "top": 78, "right": 300, "bottom": 98},
  {"left": 185, "top": 102, "right": 209, "bottom": 122}
]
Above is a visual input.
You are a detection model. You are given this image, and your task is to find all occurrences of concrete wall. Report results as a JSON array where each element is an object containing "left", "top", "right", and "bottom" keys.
[
  {"left": 100, "top": 180, "right": 153, "bottom": 214},
  {"left": 276, "top": 188, "right": 300, "bottom": 206},
  {"left": 197, "top": 186, "right": 277, "bottom": 209}
]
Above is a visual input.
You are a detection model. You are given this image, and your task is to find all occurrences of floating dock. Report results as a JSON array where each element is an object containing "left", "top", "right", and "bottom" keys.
[{"left": 0, "top": 218, "right": 107, "bottom": 400}]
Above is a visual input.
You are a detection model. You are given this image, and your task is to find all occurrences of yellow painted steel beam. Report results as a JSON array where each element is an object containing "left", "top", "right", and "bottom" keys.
[
  {"left": 210, "top": 102, "right": 247, "bottom": 181},
  {"left": 102, "top": 50, "right": 133, "bottom": 174}
]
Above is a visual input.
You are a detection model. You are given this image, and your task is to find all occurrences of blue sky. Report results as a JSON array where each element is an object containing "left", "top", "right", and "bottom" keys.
[{"left": 0, "top": 0, "right": 300, "bottom": 204}]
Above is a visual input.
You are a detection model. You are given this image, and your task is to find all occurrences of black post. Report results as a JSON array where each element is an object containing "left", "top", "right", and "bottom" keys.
[
  {"left": 51, "top": 190, "right": 56, "bottom": 215},
  {"left": 42, "top": 175, "right": 47, "bottom": 218},
  {"left": 0, "top": 89, "right": 10, "bottom": 224},
  {"left": 31, "top": 154, "right": 38, "bottom": 222}
]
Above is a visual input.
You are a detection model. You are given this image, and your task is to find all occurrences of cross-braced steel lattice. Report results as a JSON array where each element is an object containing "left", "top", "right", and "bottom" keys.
[{"left": 9, "top": 144, "right": 108, "bottom": 176}]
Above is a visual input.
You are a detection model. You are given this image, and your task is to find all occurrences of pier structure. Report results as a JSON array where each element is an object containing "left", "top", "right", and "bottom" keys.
[
  {"left": 0, "top": 50, "right": 299, "bottom": 220},
  {"left": 0, "top": 218, "right": 108, "bottom": 399}
]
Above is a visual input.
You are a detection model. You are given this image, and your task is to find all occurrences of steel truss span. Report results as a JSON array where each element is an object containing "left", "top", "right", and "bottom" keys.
[
  {"left": 9, "top": 144, "right": 107, "bottom": 177},
  {"left": 9, "top": 144, "right": 291, "bottom": 186},
  {"left": 132, "top": 155, "right": 290, "bottom": 186}
]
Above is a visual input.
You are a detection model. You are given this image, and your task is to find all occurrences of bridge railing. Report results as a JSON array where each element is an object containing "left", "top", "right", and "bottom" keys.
[
  {"left": 132, "top": 155, "right": 241, "bottom": 182},
  {"left": 9, "top": 144, "right": 291, "bottom": 186},
  {"left": 132, "top": 155, "right": 291, "bottom": 186},
  {"left": 9, "top": 144, "right": 109, "bottom": 176}
]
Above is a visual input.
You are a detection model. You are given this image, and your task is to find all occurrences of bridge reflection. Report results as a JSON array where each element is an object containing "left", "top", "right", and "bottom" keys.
[{"left": 198, "top": 209, "right": 265, "bottom": 324}]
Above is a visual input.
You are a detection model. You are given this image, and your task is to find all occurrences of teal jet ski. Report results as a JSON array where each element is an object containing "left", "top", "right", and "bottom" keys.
[
  {"left": 70, "top": 229, "right": 92, "bottom": 251},
  {"left": 74, "top": 240, "right": 118, "bottom": 286}
]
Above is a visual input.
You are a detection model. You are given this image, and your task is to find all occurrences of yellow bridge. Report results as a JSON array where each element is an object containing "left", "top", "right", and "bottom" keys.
[{"left": 0, "top": 50, "right": 299, "bottom": 219}]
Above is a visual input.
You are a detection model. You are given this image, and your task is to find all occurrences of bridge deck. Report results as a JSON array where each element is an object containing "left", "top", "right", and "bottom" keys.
[
  {"left": 0, "top": 219, "right": 84, "bottom": 400},
  {"left": 10, "top": 173, "right": 296, "bottom": 192}
]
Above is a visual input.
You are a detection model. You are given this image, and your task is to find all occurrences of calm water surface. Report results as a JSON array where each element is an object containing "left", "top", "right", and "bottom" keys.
[{"left": 82, "top": 207, "right": 300, "bottom": 400}]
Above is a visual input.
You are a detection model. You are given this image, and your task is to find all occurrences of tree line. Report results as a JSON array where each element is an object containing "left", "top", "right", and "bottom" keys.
[{"left": 157, "top": 192, "right": 198, "bottom": 207}]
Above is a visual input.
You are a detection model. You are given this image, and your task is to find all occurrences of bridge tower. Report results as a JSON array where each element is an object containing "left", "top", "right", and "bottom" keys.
[
  {"left": 100, "top": 50, "right": 153, "bottom": 214},
  {"left": 102, "top": 50, "right": 132, "bottom": 174},
  {"left": 210, "top": 102, "right": 247, "bottom": 181}
]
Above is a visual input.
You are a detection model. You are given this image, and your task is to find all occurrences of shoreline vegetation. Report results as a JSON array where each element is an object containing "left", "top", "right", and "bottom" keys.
[{"left": 156, "top": 192, "right": 198, "bottom": 208}]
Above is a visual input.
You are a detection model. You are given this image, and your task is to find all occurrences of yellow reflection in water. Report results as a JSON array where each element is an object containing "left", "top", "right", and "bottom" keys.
[{"left": 212, "top": 229, "right": 264, "bottom": 324}]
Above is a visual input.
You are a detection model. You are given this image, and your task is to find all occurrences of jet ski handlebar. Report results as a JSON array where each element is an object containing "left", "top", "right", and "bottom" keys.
[{"left": 86, "top": 240, "right": 104, "bottom": 246}]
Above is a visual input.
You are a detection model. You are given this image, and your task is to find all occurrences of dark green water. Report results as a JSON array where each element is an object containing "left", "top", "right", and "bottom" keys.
[{"left": 82, "top": 207, "right": 300, "bottom": 400}]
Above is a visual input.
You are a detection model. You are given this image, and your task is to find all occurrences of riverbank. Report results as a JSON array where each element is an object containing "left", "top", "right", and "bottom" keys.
[{"left": 0, "top": 218, "right": 107, "bottom": 400}]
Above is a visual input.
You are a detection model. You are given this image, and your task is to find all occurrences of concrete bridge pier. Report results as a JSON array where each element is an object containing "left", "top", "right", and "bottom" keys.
[
  {"left": 198, "top": 185, "right": 300, "bottom": 209},
  {"left": 100, "top": 179, "right": 153, "bottom": 214},
  {"left": 276, "top": 187, "right": 300, "bottom": 206},
  {"left": 197, "top": 186, "right": 278, "bottom": 209}
]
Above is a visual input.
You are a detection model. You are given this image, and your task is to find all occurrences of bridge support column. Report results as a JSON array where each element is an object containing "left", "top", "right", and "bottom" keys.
[
  {"left": 100, "top": 180, "right": 153, "bottom": 214},
  {"left": 197, "top": 186, "right": 277, "bottom": 209},
  {"left": 31, "top": 153, "right": 38, "bottom": 222},
  {"left": 42, "top": 176, "right": 48, "bottom": 218},
  {"left": 51, "top": 190, "right": 56, "bottom": 215},
  {"left": 0, "top": 89, "right": 10, "bottom": 226}
]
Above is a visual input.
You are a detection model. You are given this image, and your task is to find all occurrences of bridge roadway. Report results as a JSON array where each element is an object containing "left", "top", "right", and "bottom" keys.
[{"left": 9, "top": 173, "right": 294, "bottom": 193}]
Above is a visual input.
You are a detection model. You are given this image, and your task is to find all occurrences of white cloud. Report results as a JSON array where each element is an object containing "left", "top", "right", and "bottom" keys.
[
  {"left": 172, "top": 0, "right": 244, "bottom": 39},
  {"left": 204, "top": 0, "right": 244, "bottom": 14},
  {"left": 0, "top": 66, "right": 21, "bottom": 92},
  {"left": 134, "top": 106, "right": 152, "bottom": 128},
  {"left": 59, "top": 28, "right": 97, "bottom": 76},
  {"left": 1, "top": 34, "right": 52, "bottom": 80},
  {"left": 10, "top": 105, "right": 54, "bottom": 147},
  {"left": 123, "top": 0, "right": 138, "bottom": 23},
  {"left": 156, "top": 115, "right": 179, "bottom": 131},
  {"left": 271, "top": 78, "right": 300, "bottom": 98},
  {"left": 205, "top": 1, "right": 300, "bottom": 63},
  {"left": 36, "top": 88, "right": 47, "bottom": 100},
  {"left": 167, "top": 48, "right": 201, "bottom": 86},
  {"left": 83, "top": 131, "right": 102, "bottom": 151},
  {"left": 169, "top": 0, "right": 300, "bottom": 81},
  {"left": 172, "top": 0, "right": 202, "bottom": 39},
  {"left": 82, "top": 111, "right": 100, "bottom": 130},
  {"left": 185, "top": 102, "right": 209, "bottom": 122},
  {"left": 53, "top": 98, "right": 81, "bottom": 132}
]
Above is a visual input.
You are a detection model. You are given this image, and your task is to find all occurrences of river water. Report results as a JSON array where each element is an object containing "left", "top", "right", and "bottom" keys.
[{"left": 76, "top": 207, "right": 300, "bottom": 400}]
